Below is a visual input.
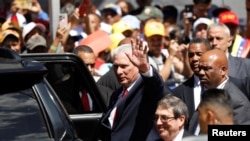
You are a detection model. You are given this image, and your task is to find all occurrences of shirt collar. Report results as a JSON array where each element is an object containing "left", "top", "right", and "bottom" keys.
[
  {"left": 194, "top": 74, "right": 200, "bottom": 86},
  {"left": 217, "top": 76, "right": 229, "bottom": 89},
  {"left": 124, "top": 75, "right": 142, "bottom": 92},
  {"left": 173, "top": 128, "right": 184, "bottom": 141}
]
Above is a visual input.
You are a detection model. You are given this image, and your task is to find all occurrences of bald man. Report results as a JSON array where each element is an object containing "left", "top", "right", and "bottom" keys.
[
  {"left": 198, "top": 49, "right": 250, "bottom": 125},
  {"left": 207, "top": 23, "right": 250, "bottom": 101},
  {"left": 188, "top": 49, "right": 250, "bottom": 134}
]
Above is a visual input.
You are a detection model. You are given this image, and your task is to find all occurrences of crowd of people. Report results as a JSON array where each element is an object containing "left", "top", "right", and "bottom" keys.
[{"left": 1, "top": 0, "right": 250, "bottom": 141}]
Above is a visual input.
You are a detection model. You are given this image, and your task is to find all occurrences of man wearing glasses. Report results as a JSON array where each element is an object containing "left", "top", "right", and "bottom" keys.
[{"left": 154, "top": 94, "right": 193, "bottom": 141}]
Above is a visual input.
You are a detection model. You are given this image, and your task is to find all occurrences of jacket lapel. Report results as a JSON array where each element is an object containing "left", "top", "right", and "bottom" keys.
[
  {"left": 112, "top": 78, "right": 143, "bottom": 129},
  {"left": 184, "top": 75, "right": 196, "bottom": 113}
]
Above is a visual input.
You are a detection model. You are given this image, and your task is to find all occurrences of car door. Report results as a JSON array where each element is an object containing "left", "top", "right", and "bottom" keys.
[
  {"left": 21, "top": 53, "right": 106, "bottom": 141},
  {"left": 0, "top": 47, "right": 82, "bottom": 141}
]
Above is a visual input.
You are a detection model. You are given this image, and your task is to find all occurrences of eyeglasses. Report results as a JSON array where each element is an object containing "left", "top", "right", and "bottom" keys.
[{"left": 154, "top": 115, "right": 176, "bottom": 122}]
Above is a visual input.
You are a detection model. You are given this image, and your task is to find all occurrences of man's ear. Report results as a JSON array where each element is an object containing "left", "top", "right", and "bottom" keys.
[
  {"left": 207, "top": 110, "right": 216, "bottom": 124},
  {"left": 177, "top": 115, "right": 186, "bottom": 127},
  {"left": 227, "top": 36, "right": 233, "bottom": 47},
  {"left": 221, "top": 66, "right": 228, "bottom": 76},
  {"left": 179, "top": 115, "right": 186, "bottom": 123}
]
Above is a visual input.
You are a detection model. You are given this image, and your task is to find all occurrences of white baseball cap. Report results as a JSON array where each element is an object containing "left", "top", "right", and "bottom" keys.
[
  {"left": 193, "top": 17, "right": 212, "bottom": 31},
  {"left": 22, "top": 22, "right": 46, "bottom": 40}
]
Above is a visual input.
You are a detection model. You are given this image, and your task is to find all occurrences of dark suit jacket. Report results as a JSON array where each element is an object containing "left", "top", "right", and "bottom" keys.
[
  {"left": 188, "top": 80, "right": 250, "bottom": 133},
  {"left": 97, "top": 68, "right": 120, "bottom": 92},
  {"left": 97, "top": 84, "right": 114, "bottom": 108},
  {"left": 223, "top": 80, "right": 250, "bottom": 124},
  {"left": 228, "top": 54, "right": 250, "bottom": 78},
  {"left": 171, "top": 75, "right": 196, "bottom": 130},
  {"left": 228, "top": 55, "right": 250, "bottom": 101},
  {"left": 97, "top": 68, "right": 167, "bottom": 141}
]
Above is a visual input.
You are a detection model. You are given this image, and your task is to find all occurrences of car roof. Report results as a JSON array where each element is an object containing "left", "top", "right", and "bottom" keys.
[{"left": 0, "top": 47, "right": 47, "bottom": 93}]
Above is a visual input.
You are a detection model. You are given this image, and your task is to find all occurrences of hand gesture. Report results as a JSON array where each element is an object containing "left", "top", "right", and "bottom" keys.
[
  {"left": 127, "top": 38, "right": 150, "bottom": 73},
  {"left": 30, "top": 0, "right": 42, "bottom": 14}
]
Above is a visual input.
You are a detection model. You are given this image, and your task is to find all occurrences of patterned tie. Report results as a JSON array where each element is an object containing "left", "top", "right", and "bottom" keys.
[{"left": 81, "top": 90, "right": 90, "bottom": 111}]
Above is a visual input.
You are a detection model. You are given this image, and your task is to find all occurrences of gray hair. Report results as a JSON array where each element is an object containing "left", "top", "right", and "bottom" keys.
[
  {"left": 207, "top": 23, "right": 231, "bottom": 37},
  {"left": 157, "top": 94, "right": 189, "bottom": 124},
  {"left": 111, "top": 43, "right": 132, "bottom": 60}
]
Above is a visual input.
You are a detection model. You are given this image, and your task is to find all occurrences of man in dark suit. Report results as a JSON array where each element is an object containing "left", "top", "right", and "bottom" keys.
[
  {"left": 172, "top": 38, "right": 212, "bottom": 132},
  {"left": 188, "top": 49, "right": 250, "bottom": 135},
  {"left": 73, "top": 45, "right": 113, "bottom": 108},
  {"left": 96, "top": 38, "right": 133, "bottom": 99},
  {"left": 183, "top": 88, "right": 233, "bottom": 141},
  {"left": 207, "top": 23, "right": 250, "bottom": 101},
  {"left": 197, "top": 49, "right": 250, "bottom": 125},
  {"left": 198, "top": 88, "right": 234, "bottom": 134},
  {"left": 97, "top": 38, "right": 168, "bottom": 141}
]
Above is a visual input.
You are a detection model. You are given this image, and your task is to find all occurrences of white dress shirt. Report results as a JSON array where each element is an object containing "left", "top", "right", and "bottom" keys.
[
  {"left": 173, "top": 128, "right": 184, "bottom": 141},
  {"left": 193, "top": 75, "right": 202, "bottom": 136},
  {"left": 193, "top": 75, "right": 202, "bottom": 110}
]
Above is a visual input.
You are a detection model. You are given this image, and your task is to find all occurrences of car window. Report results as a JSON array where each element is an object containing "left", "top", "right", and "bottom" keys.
[
  {"left": 44, "top": 62, "right": 96, "bottom": 114},
  {"left": 0, "top": 88, "right": 50, "bottom": 140}
]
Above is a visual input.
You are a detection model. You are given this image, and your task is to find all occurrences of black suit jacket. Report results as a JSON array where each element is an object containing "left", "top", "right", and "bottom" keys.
[
  {"left": 97, "top": 68, "right": 121, "bottom": 107},
  {"left": 97, "top": 68, "right": 120, "bottom": 92},
  {"left": 171, "top": 75, "right": 196, "bottom": 130},
  {"left": 98, "top": 68, "right": 167, "bottom": 141},
  {"left": 97, "top": 84, "right": 113, "bottom": 108}
]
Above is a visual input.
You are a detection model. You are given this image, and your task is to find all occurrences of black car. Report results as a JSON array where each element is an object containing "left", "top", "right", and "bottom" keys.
[
  {"left": 0, "top": 48, "right": 82, "bottom": 141},
  {"left": 21, "top": 52, "right": 107, "bottom": 141}
]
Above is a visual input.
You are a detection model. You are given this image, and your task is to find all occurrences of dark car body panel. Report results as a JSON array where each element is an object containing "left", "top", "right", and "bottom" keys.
[
  {"left": 21, "top": 53, "right": 106, "bottom": 141},
  {"left": 0, "top": 48, "right": 81, "bottom": 141}
]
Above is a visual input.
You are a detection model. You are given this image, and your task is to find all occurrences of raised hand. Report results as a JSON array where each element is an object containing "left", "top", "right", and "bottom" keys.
[{"left": 127, "top": 37, "right": 150, "bottom": 73}]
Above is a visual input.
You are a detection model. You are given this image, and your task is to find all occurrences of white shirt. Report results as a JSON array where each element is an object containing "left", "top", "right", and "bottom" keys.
[
  {"left": 193, "top": 76, "right": 228, "bottom": 136},
  {"left": 173, "top": 128, "right": 184, "bottom": 141},
  {"left": 193, "top": 75, "right": 202, "bottom": 136},
  {"left": 7, "top": 13, "right": 27, "bottom": 28},
  {"left": 217, "top": 76, "right": 229, "bottom": 89},
  {"left": 193, "top": 75, "right": 202, "bottom": 110}
]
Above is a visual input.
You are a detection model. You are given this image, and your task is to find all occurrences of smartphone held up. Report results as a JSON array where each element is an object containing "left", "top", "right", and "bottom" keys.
[
  {"left": 58, "top": 13, "right": 68, "bottom": 29},
  {"left": 185, "top": 5, "right": 194, "bottom": 22}
]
